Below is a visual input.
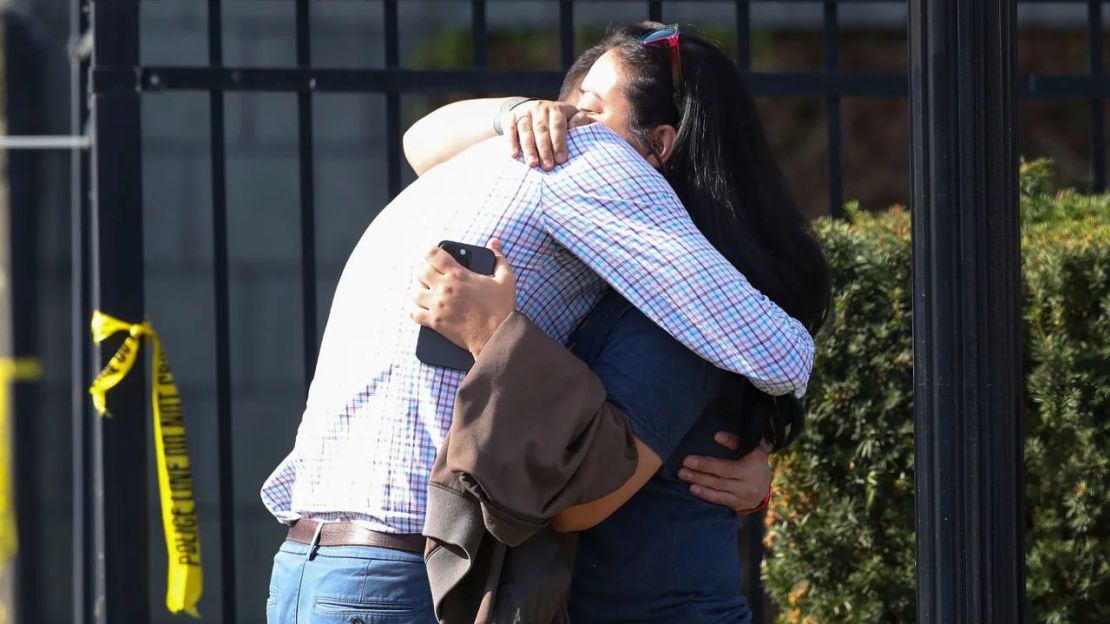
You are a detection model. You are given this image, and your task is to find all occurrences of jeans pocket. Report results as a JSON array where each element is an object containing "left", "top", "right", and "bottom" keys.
[
  {"left": 266, "top": 586, "right": 287, "bottom": 624},
  {"left": 265, "top": 596, "right": 281, "bottom": 624},
  {"left": 267, "top": 543, "right": 300, "bottom": 623},
  {"left": 313, "top": 595, "right": 416, "bottom": 623},
  {"left": 267, "top": 566, "right": 280, "bottom": 607}
]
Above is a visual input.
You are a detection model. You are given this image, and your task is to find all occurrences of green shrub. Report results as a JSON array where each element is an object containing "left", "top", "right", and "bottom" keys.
[{"left": 764, "top": 160, "right": 1110, "bottom": 623}]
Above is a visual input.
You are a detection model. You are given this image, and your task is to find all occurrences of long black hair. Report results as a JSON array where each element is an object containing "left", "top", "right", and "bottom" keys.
[{"left": 562, "top": 24, "right": 832, "bottom": 453}]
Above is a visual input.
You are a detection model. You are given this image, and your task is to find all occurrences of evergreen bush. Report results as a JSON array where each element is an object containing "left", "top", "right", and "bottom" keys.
[{"left": 764, "top": 160, "right": 1110, "bottom": 623}]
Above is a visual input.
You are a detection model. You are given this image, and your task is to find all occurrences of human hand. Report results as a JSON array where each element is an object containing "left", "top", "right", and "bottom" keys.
[
  {"left": 678, "top": 432, "right": 772, "bottom": 515},
  {"left": 502, "top": 99, "right": 592, "bottom": 170},
  {"left": 410, "top": 239, "right": 517, "bottom": 358}
]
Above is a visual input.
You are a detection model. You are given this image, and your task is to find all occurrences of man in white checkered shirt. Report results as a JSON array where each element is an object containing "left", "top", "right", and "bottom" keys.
[
  {"left": 262, "top": 88, "right": 814, "bottom": 624},
  {"left": 261, "top": 118, "right": 812, "bottom": 525}
]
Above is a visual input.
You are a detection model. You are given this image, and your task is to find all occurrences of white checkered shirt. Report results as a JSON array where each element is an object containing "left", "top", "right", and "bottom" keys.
[{"left": 261, "top": 124, "right": 814, "bottom": 534}]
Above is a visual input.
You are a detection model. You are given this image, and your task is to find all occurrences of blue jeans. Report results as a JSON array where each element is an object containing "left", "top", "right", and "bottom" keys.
[{"left": 266, "top": 540, "right": 437, "bottom": 624}]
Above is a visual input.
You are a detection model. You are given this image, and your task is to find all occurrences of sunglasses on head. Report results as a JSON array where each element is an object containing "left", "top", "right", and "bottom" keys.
[{"left": 640, "top": 24, "right": 685, "bottom": 114}]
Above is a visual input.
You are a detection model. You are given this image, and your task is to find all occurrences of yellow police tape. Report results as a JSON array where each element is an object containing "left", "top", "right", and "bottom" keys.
[
  {"left": 88, "top": 311, "right": 202, "bottom": 618},
  {"left": 0, "top": 358, "right": 41, "bottom": 565}
]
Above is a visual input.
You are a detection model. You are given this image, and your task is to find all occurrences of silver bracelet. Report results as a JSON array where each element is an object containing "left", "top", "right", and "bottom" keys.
[{"left": 493, "top": 97, "right": 537, "bottom": 136}]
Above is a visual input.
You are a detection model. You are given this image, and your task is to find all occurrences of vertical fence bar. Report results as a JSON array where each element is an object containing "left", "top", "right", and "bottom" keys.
[
  {"left": 207, "top": 0, "right": 237, "bottom": 621},
  {"left": 736, "top": 1, "right": 751, "bottom": 70},
  {"left": 738, "top": 512, "right": 765, "bottom": 624},
  {"left": 823, "top": 1, "right": 844, "bottom": 218},
  {"left": 737, "top": 12, "right": 761, "bottom": 611},
  {"left": 71, "top": 0, "right": 94, "bottom": 621},
  {"left": 385, "top": 0, "right": 402, "bottom": 198},
  {"left": 1089, "top": 0, "right": 1106, "bottom": 192},
  {"left": 296, "top": 0, "right": 319, "bottom": 389},
  {"left": 735, "top": 6, "right": 762, "bottom": 596},
  {"left": 472, "top": 0, "right": 488, "bottom": 68},
  {"left": 649, "top": 1, "right": 663, "bottom": 23},
  {"left": 89, "top": 0, "right": 149, "bottom": 621},
  {"left": 3, "top": 14, "right": 43, "bottom": 622},
  {"left": 736, "top": 2, "right": 765, "bottom": 620},
  {"left": 909, "top": 0, "right": 1025, "bottom": 621},
  {"left": 559, "top": 0, "right": 575, "bottom": 69}
]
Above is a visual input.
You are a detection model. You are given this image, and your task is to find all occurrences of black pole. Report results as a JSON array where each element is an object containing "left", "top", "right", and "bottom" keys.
[
  {"left": 559, "top": 0, "right": 575, "bottom": 70},
  {"left": 909, "top": 0, "right": 1024, "bottom": 623},
  {"left": 384, "top": 0, "right": 401, "bottom": 199},
  {"left": 1088, "top": 0, "right": 1105, "bottom": 192},
  {"left": 89, "top": 0, "right": 148, "bottom": 622},
  {"left": 738, "top": 511, "right": 765, "bottom": 624},
  {"left": 70, "top": 0, "right": 95, "bottom": 622},
  {"left": 823, "top": 1, "right": 844, "bottom": 219},
  {"left": 472, "top": 0, "right": 488, "bottom": 68},
  {"left": 207, "top": 0, "right": 238, "bottom": 620},
  {"left": 2, "top": 13, "right": 44, "bottom": 623},
  {"left": 296, "top": 0, "right": 319, "bottom": 393}
]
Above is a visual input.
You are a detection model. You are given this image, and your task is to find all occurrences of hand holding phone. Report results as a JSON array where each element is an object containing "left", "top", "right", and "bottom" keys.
[{"left": 415, "top": 241, "right": 499, "bottom": 371}]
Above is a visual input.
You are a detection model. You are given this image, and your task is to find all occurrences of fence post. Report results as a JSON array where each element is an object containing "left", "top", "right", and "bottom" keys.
[
  {"left": 1, "top": 12, "right": 45, "bottom": 622},
  {"left": 71, "top": 0, "right": 95, "bottom": 621},
  {"left": 88, "top": 0, "right": 148, "bottom": 622},
  {"left": 908, "top": 0, "right": 1025, "bottom": 622}
]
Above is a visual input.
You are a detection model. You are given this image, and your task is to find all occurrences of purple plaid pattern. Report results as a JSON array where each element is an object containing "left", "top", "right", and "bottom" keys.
[{"left": 261, "top": 124, "right": 814, "bottom": 534}]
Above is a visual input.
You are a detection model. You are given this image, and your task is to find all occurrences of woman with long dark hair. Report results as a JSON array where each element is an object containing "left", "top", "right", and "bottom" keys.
[{"left": 408, "top": 23, "right": 831, "bottom": 622}]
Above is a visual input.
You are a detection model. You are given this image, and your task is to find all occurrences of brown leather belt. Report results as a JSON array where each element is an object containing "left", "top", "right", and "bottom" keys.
[{"left": 287, "top": 519, "right": 425, "bottom": 554}]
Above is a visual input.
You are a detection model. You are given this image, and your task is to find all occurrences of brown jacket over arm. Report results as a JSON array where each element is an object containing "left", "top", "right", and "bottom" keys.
[{"left": 424, "top": 311, "right": 639, "bottom": 624}]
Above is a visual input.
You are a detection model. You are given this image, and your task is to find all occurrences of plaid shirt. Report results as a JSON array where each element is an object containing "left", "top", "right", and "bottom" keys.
[{"left": 261, "top": 124, "right": 814, "bottom": 534}]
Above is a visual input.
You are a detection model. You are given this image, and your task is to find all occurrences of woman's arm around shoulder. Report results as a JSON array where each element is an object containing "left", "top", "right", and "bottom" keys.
[
  {"left": 402, "top": 97, "right": 508, "bottom": 176},
  {"left": 403, "top": 97, "right": 582, "bottom": 176}
]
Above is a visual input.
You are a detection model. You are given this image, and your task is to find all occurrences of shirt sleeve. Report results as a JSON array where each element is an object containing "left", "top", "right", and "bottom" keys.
[
  {"left": 587, "top": 305, "right": 720, "bottom": 462},
  {"left": 538, "top": 127, "right": 814, "bottom": 397}
]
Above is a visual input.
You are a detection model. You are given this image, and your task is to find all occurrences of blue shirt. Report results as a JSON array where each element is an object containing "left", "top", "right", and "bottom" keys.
[{"left": 567, "top": 291, "right": 753, "bottom": 624}]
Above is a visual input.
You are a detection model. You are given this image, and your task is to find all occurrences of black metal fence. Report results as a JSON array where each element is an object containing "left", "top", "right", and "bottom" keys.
[
  {"left": 2, "top": 0, "right": 1100, "bottom": 622},
  {"left": 3, "top": 13, "right": 46, "bottom": 620}
]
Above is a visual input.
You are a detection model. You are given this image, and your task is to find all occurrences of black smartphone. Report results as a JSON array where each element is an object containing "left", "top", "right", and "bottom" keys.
[{"left": 415, "top": 240, "right": 498, "bottom": 371}]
